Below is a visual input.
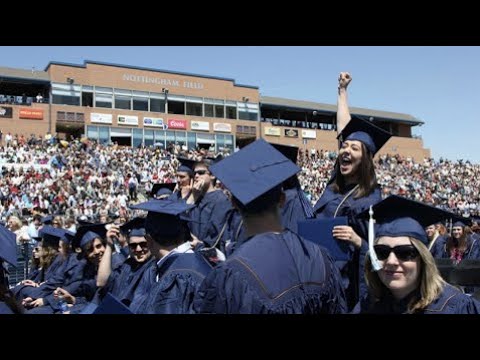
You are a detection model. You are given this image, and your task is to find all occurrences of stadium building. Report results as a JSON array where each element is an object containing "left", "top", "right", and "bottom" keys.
[{"left": 0, "top": 60, "right": 430, "bottom": 159}]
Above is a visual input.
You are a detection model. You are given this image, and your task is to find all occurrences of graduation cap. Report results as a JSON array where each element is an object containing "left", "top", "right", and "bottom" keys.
[
  {"left": 176, "top": 157, "right": 195, "bottom": 176},
  {"left": 358, "top": 195, "right": 462, "bottom": 246},
  {"left": 150, "top": 183, "right": 177, "bottom": 199},
  {"left": 80, "top": 293, "right": 133, "bottom": 314},
  {"left": 208, "top": 138, "right": 300, "bottom": 207},
  {"left": 270, "top": 143, "right": 298, "bottom": 164},
  {"left": 77, "top": 215, "right": 93, "bottom": 225},
  {"left": 38, "top": 226, "right": 65, "bottom": 248},
  {"left": 0, "top": 224, "right": 17, "bottom": 266},
  {"left": 269, "top": 143, "right": 314, "bottom": 218},
  {"left": 357, "top": 195, "right": 461, "bottom": 271},
  {"left": 42, "top": 215, "right": 54, "bottom": 225},
  {"left": 338, "top": 116, "right": 392, "bottom": 155},
  {"left": 72, "top": 223, "right": 108, "bottom": 249},
  {"left": 449, "top": 260, "right": 480, "bottom": 286},
  {"left": 61, "top": 230, "right": 76, "bottom": 245},
  {"left": 452, "top": 218, "right": 472, "bottom": 228},
  {"left": 120, "top": 217, "right": 146, "bottom": 238},
  {"left": 130, "top": 199, "right": 195, "bottom": 239},
  {"left": 204, "top": 154, "right": 224, "bottom": 166}
]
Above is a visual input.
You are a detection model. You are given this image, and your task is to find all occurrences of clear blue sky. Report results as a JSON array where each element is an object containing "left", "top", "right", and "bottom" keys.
[{"left": 1, "top": 46, "right": 479, "bottom": 163}]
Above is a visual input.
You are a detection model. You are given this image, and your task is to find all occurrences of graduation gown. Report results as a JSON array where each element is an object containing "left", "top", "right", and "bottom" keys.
[
  {"left": 13, "top": 254, "right": 67, "bottom": 301},
  {"left": 193, "top": 230, "right": 346, "bottom": 314},
  {"left": 313, "top": 183, "right": 381, "bottom": 312},
  {"left": 136, "top": 252, "right": 212, "bottom": 314},
  {"left": 363, "top": 284, "right": 480, "bottom": 314},
  {"left": 188, "top": 190, "right": 232, "bottom": 247},
  {"left": 102, "top": 256, "right": 155, "bottom": 304}
]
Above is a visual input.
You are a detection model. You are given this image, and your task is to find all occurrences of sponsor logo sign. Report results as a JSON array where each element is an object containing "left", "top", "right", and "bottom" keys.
[
  {"left": 91, "top": 113, "right": 113, "bottom": 124},
  {"left": 168, "top": 119, "right": 187, "bottom": 129},
  {"left": 191, "top": 121, "right": 210, "bottom": 131},
  {"left": 301, "top": 129, "right": 317, "bottom": 139},
  {"left": 213, "top": 123, "right": 232, "bottom": 133},
  {"left": 0, "top": 106, "right": 12, "bottom": 118},
  {"left": 284, "top": 128, "right": 299, "bottom": 138},
  {"left": 19, "top": 108, "right": 43, "bottom": 120},
  {"left": 264, "top": 127, "right": 281, "bottom": 136},
  {"left": 143, "top": 117, "right": 167, "bottom": 129},
  {"left": 118, "top": 115, "right": 139, "bottom": 126}
]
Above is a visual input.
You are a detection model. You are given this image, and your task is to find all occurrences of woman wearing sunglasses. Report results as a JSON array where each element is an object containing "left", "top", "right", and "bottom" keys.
[{"left": 361, "top": 195, "right": 480, "bottom": 314}]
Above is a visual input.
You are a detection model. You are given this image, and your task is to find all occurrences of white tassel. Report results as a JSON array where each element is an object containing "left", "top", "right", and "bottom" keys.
[{"left": 368, "top": 205, "right": 382, "bottom": 271}]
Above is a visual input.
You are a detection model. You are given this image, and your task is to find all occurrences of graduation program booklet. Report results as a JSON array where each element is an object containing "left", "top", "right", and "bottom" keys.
[{"left": 297, "top": 217, "right": 350, "bottom": 261}]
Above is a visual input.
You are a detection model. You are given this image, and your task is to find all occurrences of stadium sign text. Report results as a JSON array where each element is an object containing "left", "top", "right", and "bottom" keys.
[{"left": 122, "top": 74, "right": 204, "bottom": 89}]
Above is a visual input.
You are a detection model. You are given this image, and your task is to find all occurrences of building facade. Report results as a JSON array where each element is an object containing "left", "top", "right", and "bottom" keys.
[{"left": 0, "top": 60, "right": 431, "bottom": 160}]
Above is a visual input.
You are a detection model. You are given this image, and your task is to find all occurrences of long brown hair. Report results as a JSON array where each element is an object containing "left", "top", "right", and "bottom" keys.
[
  {"left": 446, "top": 229, "right": 469, "bottom": 256},
  {"left": 331, "top": 142, "right": 377, "bottom": 199}
]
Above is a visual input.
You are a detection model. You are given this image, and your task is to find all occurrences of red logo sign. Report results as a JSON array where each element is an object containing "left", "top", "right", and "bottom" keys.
[
  {"left": 19, "top": 108, "right": 44, "bottom": 120},
  {"left": 168, "top": 119, "right": 187, "bottom": 129}
]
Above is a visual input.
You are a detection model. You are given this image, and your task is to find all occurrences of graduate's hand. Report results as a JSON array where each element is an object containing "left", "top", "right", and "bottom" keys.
[
  {"left": 105, "top": 225, "right": 120, "bottom": 246},
  {"left": 21, "top": 279, "right": 38, "bottom": 287},
  {"left": 332, "top": 225, "right": 362, "bottom": 248},
  {"left": 190, "top": 233, "right": 203, "bottom": 249},
  {"left": 54, "top": 287, "right": 76, "bottom": 305},
  {"left": 22, "top": 297, "right": 33, "bottom": 307},
  {"left": 338, "top": 72, "right": 352, "bottom": 91},
  {"left": 30, "top": 298, "right": 44, "bottom": 308}
]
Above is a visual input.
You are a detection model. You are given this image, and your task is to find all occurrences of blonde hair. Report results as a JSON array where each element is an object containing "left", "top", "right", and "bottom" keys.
[{"left": 365, "top": 237, "right": 446, "bottom": 313}]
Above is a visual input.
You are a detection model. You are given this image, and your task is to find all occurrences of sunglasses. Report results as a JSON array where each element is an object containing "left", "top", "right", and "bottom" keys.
[
  {"left": 373, "top": 244, "right": 419, "bottom": 262},
  {"left": 194, "top": 170, "right": 209, "bottom": 176},
  {"left": 128, "top": 241, "right": 148, "bottom": 251}
]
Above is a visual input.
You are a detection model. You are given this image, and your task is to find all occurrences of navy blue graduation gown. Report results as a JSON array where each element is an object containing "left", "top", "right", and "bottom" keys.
[
  {"left": 188, "top": 190, "right": 232, "bottom": 247},
  {"left": 429, "top": 235, "right": 447, "bottom": 258},
  {"left": 13, "top": 254, "right": 68, "bottom": 301},
  {"left": 136, "top": 252, "right": 212, "bottom": 314},
  {"left": 193, "top": 230, "right": 346, "bottom": 314},
  {"left": 362, "top": 284, "right": 480, "bottom": 314},
  {"left": 0, "top": 301, "right": 14, "bottom": 314},
  {"left": 313, "top": 183, "right": 381, "bottom": 312},
  {"left": 102, "top": 257, "right": 155, "bottom": 305},
  {"left": 127, "top": 261, "right": 158, "bottom": 314}
]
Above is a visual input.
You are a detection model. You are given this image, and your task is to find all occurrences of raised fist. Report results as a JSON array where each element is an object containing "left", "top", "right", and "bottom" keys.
[{"left": 338, "top": 72, "right": 352, "bottom": 90}]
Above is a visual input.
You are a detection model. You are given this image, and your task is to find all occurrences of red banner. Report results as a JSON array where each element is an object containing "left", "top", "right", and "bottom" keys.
[
  {"left": 168, "top": 119, "right": 187, "bottom": 129},
  {"left": 19, "top": 108, "right": 43, "bottom": 120}
]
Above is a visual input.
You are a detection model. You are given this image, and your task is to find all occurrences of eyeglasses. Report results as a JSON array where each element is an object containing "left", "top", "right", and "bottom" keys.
[
  {"left": 374, "top": 244, "right": 419, "bottom": 262},
  {"left": 128, "top": 241, "right": 148, "bottom": 251},
  {"left": 194, "top": 170, "right": 209, "bottom": 176}
]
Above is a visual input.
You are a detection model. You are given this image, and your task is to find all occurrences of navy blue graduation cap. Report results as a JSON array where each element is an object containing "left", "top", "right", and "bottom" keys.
[
  {"left": 61, "top": 230, "right": 75, "bottom": 245},
  {"left": 77, "top": 215, "right": 93, "bottom": 225},
  {"left": 38, "top": 226, "right": 65, "bottom": 248},
  {"left": 338, "top": 116, "right": 392, "bottom": 155},
  {"left": 357, "top": 195, "right": 461, "bottom": 246},
  {"left": 270, "top": 143, "right": 298, "bottom": 164},
  {"left": 204, "top": 154, "right": 224, "bottom": 166},
  {"left": 177, "top": 157, "right": 195, "bottom": 176},
  {"left": 269, "top": 143, "right": 314, "bottom": 218},
  {"left": 208, "top": 138, "right": 300, "bottom": 207},
  {"left": 130, "top": 199, "right": 195, "bottom": 239},
  {"left": 72, "top": 223, "right": 108, "bottom": 249},
  {"left": 120, "top": 217, "right": 146, "bottom": 238},
  {"left": 0, "top": 224, "right": 17, "bottom": 266},
  {"left": 452, "top": 218, "right": 472, "bottom": 228},
  {"left": 42, "top": 215, "right": 54, "bottom": 225},
  {"left": 150, "top": 183, "right": 177, "bottom": 199}
]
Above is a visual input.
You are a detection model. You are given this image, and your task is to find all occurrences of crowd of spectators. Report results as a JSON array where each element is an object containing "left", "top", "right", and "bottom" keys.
[{"left": 1, "top": 134, "right": 479, "bottom": 244}]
